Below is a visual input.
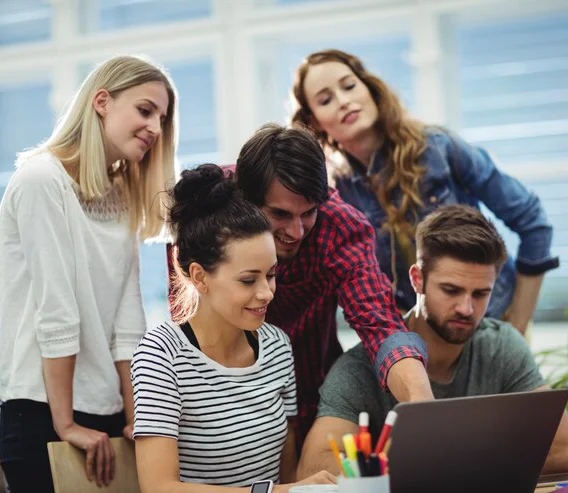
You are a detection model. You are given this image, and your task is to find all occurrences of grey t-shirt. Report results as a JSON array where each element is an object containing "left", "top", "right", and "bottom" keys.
[{"left": 317, "top": 318, "right": 545, "bottom": 441}]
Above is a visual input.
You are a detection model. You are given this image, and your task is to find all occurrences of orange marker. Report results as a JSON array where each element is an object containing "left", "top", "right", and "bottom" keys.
[{"left": 358, "top": 412, "right": 372, "bottom": 457}]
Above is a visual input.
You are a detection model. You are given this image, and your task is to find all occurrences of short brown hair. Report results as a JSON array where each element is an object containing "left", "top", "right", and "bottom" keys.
[
  {"left": 236, "top": 123, "right": 329, "bottom": 207},
  {"left": 416, "top": 205, "right": 507, "bottom": 276}
]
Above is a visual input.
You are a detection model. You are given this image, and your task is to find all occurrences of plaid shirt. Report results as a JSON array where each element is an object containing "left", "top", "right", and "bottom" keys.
[{"left": 265, "top": 190, "right": 426, "bottom": 444}]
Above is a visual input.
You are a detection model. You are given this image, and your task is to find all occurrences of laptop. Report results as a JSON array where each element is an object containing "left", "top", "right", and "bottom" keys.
[{"left": 388, "top": 389, "right": 568, "bottom": 493}]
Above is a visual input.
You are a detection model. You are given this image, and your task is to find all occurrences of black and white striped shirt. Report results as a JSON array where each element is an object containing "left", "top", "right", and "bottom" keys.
[{"left": 132, "top": 321, "right": 297, "bottom": 486}]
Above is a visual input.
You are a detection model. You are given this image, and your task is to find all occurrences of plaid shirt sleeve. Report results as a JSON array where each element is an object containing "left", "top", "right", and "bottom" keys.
[{"left": 322, "top": 195, "right": 427, "bottom": 388}]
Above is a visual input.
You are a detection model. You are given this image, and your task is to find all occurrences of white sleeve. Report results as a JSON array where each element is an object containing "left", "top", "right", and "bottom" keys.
[
  {"left": 10, "top": 160, "right": 80, "bottom": 358},
  {"left": 111, "top": 241, "right": 147, "bottom": 362}
]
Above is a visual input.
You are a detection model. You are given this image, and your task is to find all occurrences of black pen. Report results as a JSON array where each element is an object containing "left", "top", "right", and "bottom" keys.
[
  {"left": 368, "top": 453, "right": 381, "bottom": 476},
  {"left": 356, "top": 450, "right": 368, "bottom": 477}
]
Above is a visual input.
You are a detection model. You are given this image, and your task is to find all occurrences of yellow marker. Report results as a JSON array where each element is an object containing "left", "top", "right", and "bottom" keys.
[{"left": 342, "top": 433, "right": 358, "bottom": 461}]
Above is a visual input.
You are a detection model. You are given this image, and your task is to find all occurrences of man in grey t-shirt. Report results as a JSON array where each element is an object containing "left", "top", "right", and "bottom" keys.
[{"left": 297, "top": 205, "right": 568, "bottom": 477}]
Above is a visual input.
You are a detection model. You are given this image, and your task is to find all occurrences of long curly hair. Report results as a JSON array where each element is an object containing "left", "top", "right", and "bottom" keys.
[{"left": 290, "top": 49, "right": 427, "bottom": 247}]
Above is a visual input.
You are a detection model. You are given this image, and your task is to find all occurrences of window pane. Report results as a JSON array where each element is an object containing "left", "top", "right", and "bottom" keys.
[
  {"left": 139, "top": 243, "right": 170, "bottom": 329},
  {"left": 458, "top": 13, "right": 568, "bottom": 321},
  {"left": 458, "top": 13, "right": 568, "bottom": 164},
  {"left": 0, "top": 82, "right": 53, "bottom": 199},
  {"left": 261, "top": 34, "right": 413, "bottom": 124},
  {"left": 79, "top": 0, "right": 212, "bottom": 33},
  {"left": 525, "top": 180, "right": 568, "bottom": 321},
  {"left": 254, "top": 0, "right": 337, "bottom": 5},
  {"left": 168, "top": 59, "right": 218, "bottom": 169},
  {"left": 0, "top": 0, "right": 51, "bottom": 46},
  {"left": 140, "top": 58, "right": 218, "bottom": 327}
]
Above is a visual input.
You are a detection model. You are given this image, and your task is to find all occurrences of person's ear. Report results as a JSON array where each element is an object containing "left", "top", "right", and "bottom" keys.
[
  {"left": 409, "top": 264, "right": 424, "bottom": 295},
  {"left": 188, "top": 262, "right": 208, "bottom": 294},
  {"left": 93, "top": 89, "right": 111, "bottom": 117}
]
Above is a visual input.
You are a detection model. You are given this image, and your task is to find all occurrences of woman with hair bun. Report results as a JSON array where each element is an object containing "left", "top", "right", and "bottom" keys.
[
  {"left": 290, "top": 49, "right": 559, "bottom": 333},
  {"left": 131, "top": 164, "right": 335, "bottom": 492},
  {"left": 0, "top": 55, "right": 177, "bottom": 492}
]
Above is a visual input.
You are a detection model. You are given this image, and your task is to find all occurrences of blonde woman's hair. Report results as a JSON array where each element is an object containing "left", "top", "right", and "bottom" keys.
[
  {"left": 21, "top": 55, "right": 178, "bottom": 240},
  {"left": 290, "top": 49, "right": 427, "bottom": 249}
]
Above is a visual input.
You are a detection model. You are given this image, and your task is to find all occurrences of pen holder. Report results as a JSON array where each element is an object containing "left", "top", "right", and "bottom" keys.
[{"left": 337, "top": 475, "right": 390, "bottom": 493}]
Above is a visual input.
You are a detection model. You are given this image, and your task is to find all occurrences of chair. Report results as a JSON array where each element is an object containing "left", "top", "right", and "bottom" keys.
[{"left": 48, "top": 437, "right": 140, "bottom": 493}]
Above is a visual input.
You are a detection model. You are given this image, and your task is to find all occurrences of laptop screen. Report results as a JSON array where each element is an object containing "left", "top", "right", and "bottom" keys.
[{"left": 388, "top": 389, "right": 568, "bottom": 493}]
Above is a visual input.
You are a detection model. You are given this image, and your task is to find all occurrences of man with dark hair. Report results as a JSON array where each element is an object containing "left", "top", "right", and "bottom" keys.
[
  {"left": 297, "top": 204, "right": 568, "bottom": 476},
  {"left": 235, "top": 123, "right": 433, "bottom": 447}
]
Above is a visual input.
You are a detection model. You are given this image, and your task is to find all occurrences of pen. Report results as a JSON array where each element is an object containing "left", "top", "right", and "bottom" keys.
[
  {"left": 358, "top": 412, "right": 372, "bottom": 458},
  {"left": 368, "top": 453, "right": 381, "bottom": 476},
  {"left": 374, "top": 410, "right": 397, "bottom": 454},
  {"left": 356, "top": 450, "right": 368, "bottom": 477},
  {"left": 327, "top": 433, "right": 346, "bottom": 477}
]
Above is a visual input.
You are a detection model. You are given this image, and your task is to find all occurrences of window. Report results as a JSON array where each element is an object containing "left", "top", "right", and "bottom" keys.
[
  {"left": 140, "top": 57, "right": 218, "bottom": 328},
  {"left": 457, "top": 13, "right": 568, "bottom": 165},
  {"left": 0, "top": 82, "right": 53, "bottom": 200},
  {"left": 169, "top": 59, "right": 218, "bottom": 169},
  {"left": 0, "top": 0, "right": 51, "bottom": 46},
  {"left": 79, "top": 0, "right": 212, "bottom": 34},
  {"left": 457, "top": 13, "right": 568, "bottom": 320},
  {"left": 257, "top": 33, "right": 413, "bottom": 125}
]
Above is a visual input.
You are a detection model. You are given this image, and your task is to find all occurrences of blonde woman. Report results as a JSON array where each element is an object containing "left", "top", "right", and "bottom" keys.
[
  {"left": 0, "top": 55, "right": 177, "bottom": 493},
  {"left": 291, "top": 49, "right": 558, "bottom": 333}
]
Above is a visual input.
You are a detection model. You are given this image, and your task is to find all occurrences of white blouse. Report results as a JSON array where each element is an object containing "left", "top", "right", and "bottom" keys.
[{"left": 0, "top": 152, "right": 146, "bottom": 415}]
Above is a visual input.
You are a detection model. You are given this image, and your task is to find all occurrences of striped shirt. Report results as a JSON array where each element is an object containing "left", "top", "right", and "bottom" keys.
[
  {"left": 167, "top": 185, "right": 428, "bottom": 446},
  {"left": 132, "top": 322, "right": 297, "bottom": 486}
]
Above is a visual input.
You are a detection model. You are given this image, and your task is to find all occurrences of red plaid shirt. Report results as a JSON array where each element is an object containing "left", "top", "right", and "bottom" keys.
[{"left": 265, "top": 190, "right": 426, "bottom": 444}]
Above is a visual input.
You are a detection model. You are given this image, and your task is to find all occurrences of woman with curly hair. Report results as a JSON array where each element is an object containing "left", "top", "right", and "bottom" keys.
[{"left": 290, "top": 49, "right": 558, "bottom": 332}]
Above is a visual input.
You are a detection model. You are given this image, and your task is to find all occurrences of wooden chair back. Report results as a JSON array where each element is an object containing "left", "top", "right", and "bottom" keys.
[{"left": 47, "top": 437, "right": 140, "bottom": 493}]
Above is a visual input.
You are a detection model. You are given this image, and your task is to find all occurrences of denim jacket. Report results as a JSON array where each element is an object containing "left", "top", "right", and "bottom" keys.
[{"left": 335, "top": 129, "right": 559, "bottom": 319}]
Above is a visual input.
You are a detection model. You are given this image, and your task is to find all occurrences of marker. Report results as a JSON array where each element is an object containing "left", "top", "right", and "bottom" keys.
[
  {"left": 342, "top": 433, "right": 358, "bottom": 461},
  {"left": 379, "top": 452, "right": 389, "bottom": 475},
  {"left": 368, "top": 453, "right": 381, "bottom": 476},
  {"left": 341, "top": 457, "right": 356, "bottom": 478},
  {"left": 383, "top": 437, "right": 392, "bottom": 456},
  {"left": 356, "top": 450, "right": 368, "bottom": 477},
  {"left": 327, "top": 433, "right": 346, "bottom": 477},
  {"left": 374, "top": 410, "right": 397, "bottom": 454},
  {"left": 358, "top": 412, "right": 372, "bottom": 457}
]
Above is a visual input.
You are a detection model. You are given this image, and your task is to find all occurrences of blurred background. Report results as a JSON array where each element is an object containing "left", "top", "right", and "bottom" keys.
[{"left": 0, "top": 0, "right": 566, "bottom": 353}]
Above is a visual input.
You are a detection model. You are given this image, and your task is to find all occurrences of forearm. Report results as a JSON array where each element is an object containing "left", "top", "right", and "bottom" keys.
[
  {"left": 115, "top": 360, "right": 134, "bottom": 424},
  {"left": 279, "top": 424, "right": 298, "bottom": 483},
  {"left": 386, "top": 357, "right": 433, "bottom": 402},
  {"left": 141, "top": 480, "right": 249, "bottom": 493},
  {"left": 42, "top": 355, "right": 76, "bottom": 435},
  {"left": 297, "top": 450, "right": 340, "bottom": 480},
  {"left": 542, "top": 412, "right": 568, "bottom": 474},
  {"left": 506, "top": 273, "right": 544, "bottom": 334}
]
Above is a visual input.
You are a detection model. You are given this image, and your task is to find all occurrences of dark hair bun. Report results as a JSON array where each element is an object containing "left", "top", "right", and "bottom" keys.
[{"left": 169, "top": 164, "right": 238, "bottom": 233}]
